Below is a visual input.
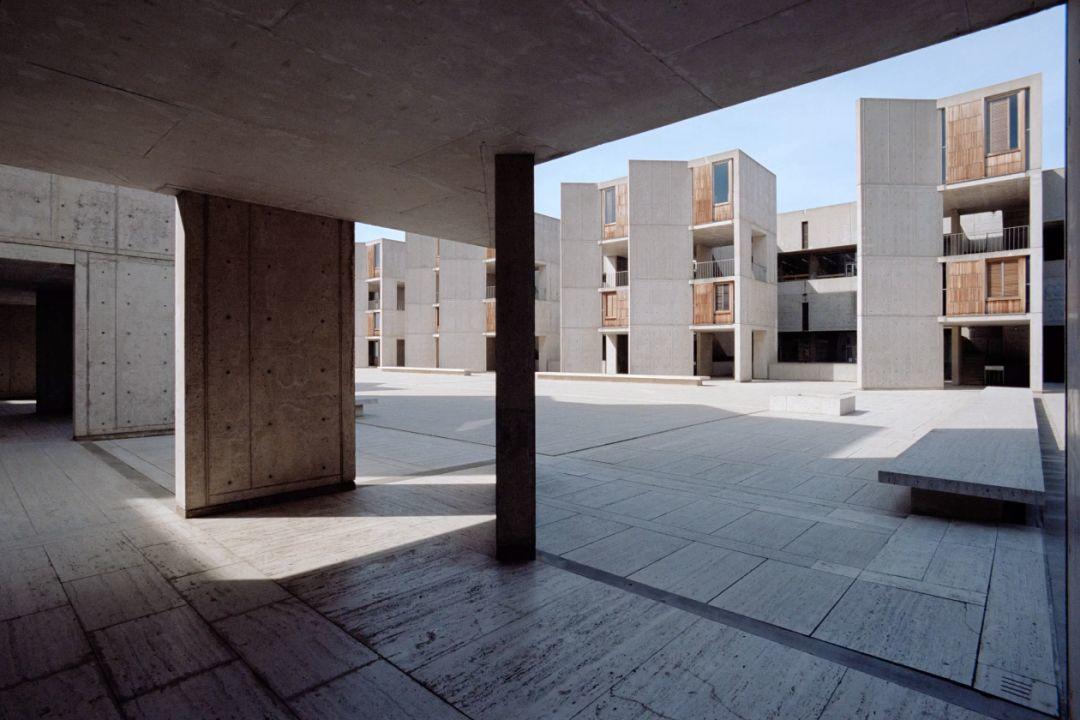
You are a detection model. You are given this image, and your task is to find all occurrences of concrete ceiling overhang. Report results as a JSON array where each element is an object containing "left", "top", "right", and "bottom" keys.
[{"left": 0, "top": 0, "right": 1059, "bottom": 246}]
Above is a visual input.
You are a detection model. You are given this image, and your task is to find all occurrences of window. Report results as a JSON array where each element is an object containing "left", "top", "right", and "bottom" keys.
[
  {"left": 986, "top": 94, "right": 1019, "bottom": 154},
  {"left": 801, "top": 302, "right": 809, "bottom": 332},
  {"left": 373, "top": 311, "right": 381, "bottom": 330},
  {"left": 714, "top": 283, "right": 731, "bottom": 312},
  {"left": 603, "top": 292, "right": 618, "bottom": 319},
  {"left": 778, "top": 253, "right": 810, "bottom": 281},
  {"left": 396, "top": 282, "right": 405, "bottom": 311},
  {"left": 800, "top": 221, "right": 808, "bottom": 250},
  {"left": 373, "top": 242, "right": 381, "bottom": 268},
  {"left": 602, "top": 187, "right": 616, "bottom": 225},
  {"left": 712, "top": 160, "right": 730, "bottom": 204},
  {"left": 987, "top": 258, "right": 1020, "bottom": 298}
]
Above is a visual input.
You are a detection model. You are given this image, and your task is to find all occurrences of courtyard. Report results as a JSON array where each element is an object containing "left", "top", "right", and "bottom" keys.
[{"left": 0, "top": 371, "right": 1064, "bottom": 719}]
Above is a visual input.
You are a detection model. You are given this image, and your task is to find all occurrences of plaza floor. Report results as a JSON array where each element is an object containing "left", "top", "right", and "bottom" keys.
[{"left": 0, "top": 371, "right": 1064, "bottom": 719}]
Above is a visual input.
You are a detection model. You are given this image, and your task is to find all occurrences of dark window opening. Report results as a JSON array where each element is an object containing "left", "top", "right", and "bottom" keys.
[{"left": 800, "top": 221, "right": 808, "bottom": 250}]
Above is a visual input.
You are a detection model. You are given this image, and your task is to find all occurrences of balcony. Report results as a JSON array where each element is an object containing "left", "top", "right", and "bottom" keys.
[
  {"left": 366, "top": 299, "right": 379, "bottom": 311},
  {"left": 943, "top": 226, "right": 1028, "bottom": 257},
  {"left": 601, "top": 270, "right": 629, "bottom": 288},
  {"left": 691, "top": 259, "right": 734, "bottom": 280}
]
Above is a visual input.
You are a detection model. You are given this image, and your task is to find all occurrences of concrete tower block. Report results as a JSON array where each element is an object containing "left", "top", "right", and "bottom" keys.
[
  {"left": 857, "top": 98, "right": 943, "bottom": 389},
  {"left": 404, "top": 233, "right": 438, "bottom": 368},
  {"left": 176, "top": 193, "right": 354, "bottom": 516},
  {"left": 627, "top": 160, "right": 692, "bottom": 376},
  {"left": 559, "top": 183, "right": 602, "bottom": 373}
]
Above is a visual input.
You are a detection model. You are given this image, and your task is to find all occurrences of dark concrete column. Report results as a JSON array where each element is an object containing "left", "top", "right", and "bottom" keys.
[
  {"left": 175, "top": 192, "right": 355, "bottom": 517},
  {"left": 1067, "top": 0, "right": 1079, "bottom": 716},
  {"left": 494, "top": 153, "right": 536, "bottom": 562}
]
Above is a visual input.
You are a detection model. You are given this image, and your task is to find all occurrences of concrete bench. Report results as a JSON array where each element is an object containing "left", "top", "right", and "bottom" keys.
[
  {"left": 769, "top": 392, "right": 855, "bottom": 416},
  {"left": 878, "top": 387, "right": 1044, "bottom": 520},
  {"left": 380, "top": 366, "right": 472, "bottom": 376},
  {"left": 354, "top": 396, "right": 379, "bottom": 418},
  {"left": 536, "top": 372, "right": 705, "bottom": 386}
]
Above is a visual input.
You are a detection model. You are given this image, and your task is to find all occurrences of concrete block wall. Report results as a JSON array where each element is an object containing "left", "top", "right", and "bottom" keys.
[
  {"left": 404, "top": 233, "right": 437, "bottom": 367},
  {"left": 439, "top": 238, "right": 486, "bottom": 371},
  {"left": 379, "top": 239, "right": 407, "bottom": 366},
  {"left": 627, "top": 160, "right": 693, "bottom": 375},
  {"left": 0, "top": 164, "right": 175, "bottom": 437},
  {"left": 559, "top": 184, "right": 602, "bottom": 373},
  {"left": 403, "top": 234, "right": 436, "bottom": 369},
  {"left": 0, "top": 301, "right": 35, "bottom": 398},
  {"left": 777, "top": 202, "right": 856, "bottom": 252},
  {"left": 535, "top": 213, "right": 561, "bottom": 371},
  {"left": 733, "top": 152, "right": 778, "bottom": 380},
  {"left": 856, "top": 99, "right": 943, "bottom": 389},
  {"left": 176, "top": 193, "right": 354, "bottom": 516},
  {"left": 777, "top": 277, "right": 857, "bottom": 333}
]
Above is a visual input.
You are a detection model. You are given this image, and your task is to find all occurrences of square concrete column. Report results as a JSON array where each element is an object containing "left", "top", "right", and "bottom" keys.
[
  {"left": 175, "top": 193, "right": 355, "bottom": 516},
  {"left": 494, "top": 154, "right": 536, "bottom": 562}
]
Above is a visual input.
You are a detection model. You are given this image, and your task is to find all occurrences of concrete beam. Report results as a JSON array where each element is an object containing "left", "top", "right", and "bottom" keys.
[
  {"left": 175, "top": 192, "right": 355, "bottom": 516},
  {"left": 494, "top": 154, "right": 535, "bottom": 562}
]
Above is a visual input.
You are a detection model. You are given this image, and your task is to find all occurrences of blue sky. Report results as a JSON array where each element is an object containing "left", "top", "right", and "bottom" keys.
[{"left": 356, "top": 6, "right": 1064, "bottom": 244}]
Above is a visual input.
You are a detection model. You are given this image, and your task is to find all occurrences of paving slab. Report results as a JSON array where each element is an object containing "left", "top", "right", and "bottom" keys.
[
  {"left": 923, "top": 543, "right": 994, "bottom": 594},
  {"left": 536, "top": 515, "right": 629, "bottom": 555},
  {"left": 563, "top": 527, "right": 690, "bottom": 577},
  {"left": 813, "top": 580, "right": 982, "bottom": 683},
  {"left": 601, "top": 489, "right": 697, "bottom": 520},
  {"left": 710, "top": 560, "right": 853, "bottom": 634},
  {"left": 711, "top": 511, "right": 815, "bottom": 550},
  {"left": 215, "top": 598, "right": 377, "bottom": 698},
  {"left": 583, "top": 619, "right": 844, "bottom": 720},
  {"left": 0, "top": 663, "right": 121, "bottom": 720},
  {"left": 0, "top": 606, "right": 92, "bottom": 688},
  {"left": 783, "top": 522, "right": 890, "bottom": 569},
  {"left": 651, "top": 498, "right": 751, "bottom": 534},
  {"left": 818, "top": 669, "right": 989, "bottom": 719},
  {"left": 628, "top": 542, "right": 763, "bottom": 602},
  {"left": 123, "top": 661, "right": 292, "bottom": 720},
  {"left": 291, "top": 661, "right": 468, "bottom": 720},
  {"left": 64, "top": 564, "right": 185, "bottom": 631},
  {"left": 172, "top": 561, "right": 291, "bottom": 623},
  {"left": 92, "top": 606, "right": 234, "bottom": 699}
]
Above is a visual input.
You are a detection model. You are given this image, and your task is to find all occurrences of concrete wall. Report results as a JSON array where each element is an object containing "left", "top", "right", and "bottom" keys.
[
  {"left": 733, "top": 151, "right": 778, "bottom": 380},
  {"left": 439, "top": 238, "right": 485, "bottom": 371},
  {"left": 768, "top": 362, "right": 857, "bottom": 382},
  {"left": 379, "top": 239, "right": 407, "bottom": 366},
  {"left": 856, "top": 99, "right": 943, "bottom": 389},
  {"left": 627, "top": 160, "right": 693, "bottom": 375},
  {"left": 176, "top": 193, "right": 353, "bottom": 516},
  {"left": 778, "top": 202, "right": 857, "bottom": 252},
  {"left": 1043, "top": 167, "right": 1066, "bottom": 222},
  {"left": 404, "top": 233, "right": 437, "bottom": 368},
  {"left": 559, "top": 183, "right": 602, "bottom": 373},
  {"left": 535, "top": 213, "right": 561, "bottom": 371},
  {"left": 0, "top": 301, "right": 35, "bottom": 398},
  {"left": 778, "top": 277, "right": 857, "bottom": 332},
  {"left": 0, "top": 164, "right": 175, "bottom": 437}
]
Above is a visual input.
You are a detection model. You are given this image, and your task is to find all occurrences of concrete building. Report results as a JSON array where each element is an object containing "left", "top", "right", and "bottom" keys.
[
  {"left": 356, "top": 237, "right": 406, "bottom": 368},
  {"left": 0, "top": 163, "right": 175, "bottom": 438},
  {"left": 399, "top": 213, "right": 560, "bottom": 372},
  {"left": 775, "top": 76, "right": 1057, "bottom": 391},
  {"left": 773, "top": 202, "right": 859, "bottom": 381},
  {"left": 561, "top": 152, "right": 776, "bottom": 379},
  {"left": 852, "top": 76, "right": 1049, "bottom": 390}
]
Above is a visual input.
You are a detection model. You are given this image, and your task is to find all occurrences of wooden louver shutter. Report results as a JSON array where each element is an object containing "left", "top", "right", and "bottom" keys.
[{"left": 987, "top": 98, "right": 1010, "bottom": 154}]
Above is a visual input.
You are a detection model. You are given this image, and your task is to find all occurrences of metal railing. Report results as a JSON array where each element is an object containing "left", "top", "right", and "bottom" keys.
[
  {"left": 691, "top": 259, "right": 734, "bottom": 280},
  {"left": 485, "top": 285, "right": 496, "bottom": 299},
  {"left": 942, "top": 225, "right": 1028, "bottom": 256},
  {"left": 367, "top": 299, "right": 379, "bottom": 310},
  {"left": 751, "top": 261, "right": 767, "bottom": 282},
  {"left": 601, "top": 270, "right": 629, "bottom": 288}
]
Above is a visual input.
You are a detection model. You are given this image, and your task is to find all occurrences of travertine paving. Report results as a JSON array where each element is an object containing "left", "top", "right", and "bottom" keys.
[{"left": 0, "top": 372, "right": 1062, "bottom": 719}]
